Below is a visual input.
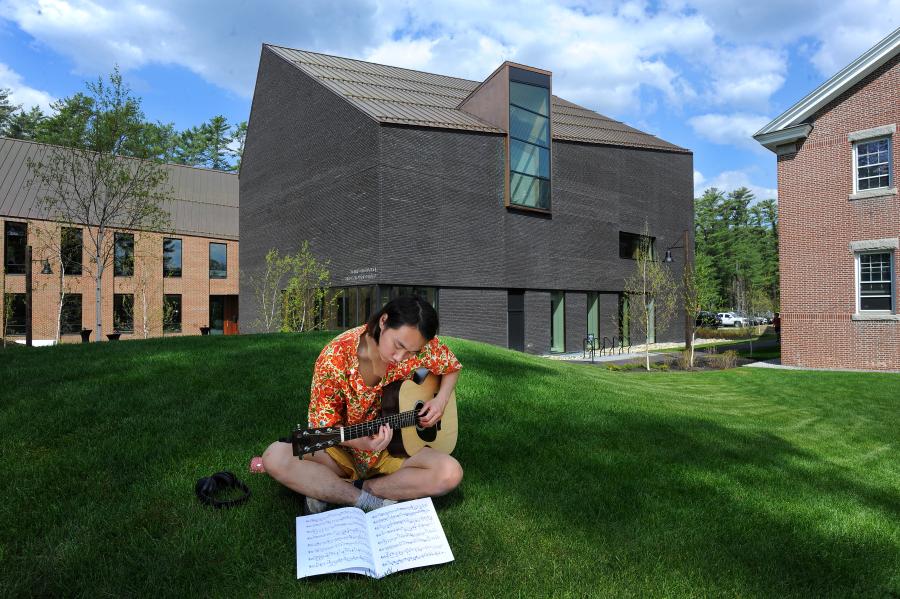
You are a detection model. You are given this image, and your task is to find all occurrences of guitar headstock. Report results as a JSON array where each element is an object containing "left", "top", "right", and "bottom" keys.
[{"left": 291, "top": 425, "right": 342, "bottom": 458}]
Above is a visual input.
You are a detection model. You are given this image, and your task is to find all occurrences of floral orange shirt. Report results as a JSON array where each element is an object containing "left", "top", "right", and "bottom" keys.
[{"left": 307, "top": 325, "right": 462, "bottom": 477}]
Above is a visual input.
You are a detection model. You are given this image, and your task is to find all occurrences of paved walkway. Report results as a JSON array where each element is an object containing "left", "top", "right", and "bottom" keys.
[{"left": 743, "top": 359, "right": 900, "bottom": 374}]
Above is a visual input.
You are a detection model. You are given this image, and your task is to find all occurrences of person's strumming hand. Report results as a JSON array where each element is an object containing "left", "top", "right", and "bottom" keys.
[
  {"left": 418, "top": 394, "right": 448, "bottom": 428},
  {"left": 345, "top": 424, "right": 393, "bottom": 452}
]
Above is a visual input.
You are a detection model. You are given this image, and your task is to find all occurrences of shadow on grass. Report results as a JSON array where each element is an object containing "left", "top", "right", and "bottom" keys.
[{"left": 460, "top": 397, "right": 900, "bottom": 597}]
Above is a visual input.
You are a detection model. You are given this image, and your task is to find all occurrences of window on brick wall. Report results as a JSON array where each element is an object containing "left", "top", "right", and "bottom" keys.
[
  {"left": 508, "top": 71, "right": 552, "bottom": 211},
  {"left": 3, "top": 293, "right": 26, "bottom": 335},
  {"left": 857, "top": 252, "right": 894, "bottom": 312},
  {"left": 854, "top": 137, "right": 892, "bottom": 192},
  {"left": 619, "top": 231, "right": 655, "bottom": 260},
  {"left": 61, "top": 294, "right": 82, "bottom": 334},
  {"left": 163, "top": 294, "right": 182, "bottom": 333},
  {"left": 114, "top": 233, "right": 134, "bottom": 277},
  {"left": 163, "top": 238, "right": 182, "bottom": 278},
  {"left": 113, "top": 294, "right": 134, "bottom": 333},
  {"left": 4, "top": 221, "right": 27, "bottom": 275},
  {"left": 62, "top": 227, "right": 83, "bottom": 276},
  {"left": 209, "top": 243, "right": 227, "bottom": 279}
]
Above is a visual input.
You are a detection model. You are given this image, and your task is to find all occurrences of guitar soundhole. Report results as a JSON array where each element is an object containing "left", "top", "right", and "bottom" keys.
[{"left": 414, "top": 400, "right": 439, "bottom": 442}]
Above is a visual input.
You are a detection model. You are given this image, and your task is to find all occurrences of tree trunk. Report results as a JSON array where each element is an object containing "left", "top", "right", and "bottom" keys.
[
  {"left": 56, "top": 263, "right": 65, "bottom": 344},
  {"left": 95, "top": 245, "right": 103, "bottom": 343},
  {"left": 689, "top": 329, "right": 696, "bottom": 369},
  {"left": 645, "top": 306, "right": 651, "bottom": 371}
]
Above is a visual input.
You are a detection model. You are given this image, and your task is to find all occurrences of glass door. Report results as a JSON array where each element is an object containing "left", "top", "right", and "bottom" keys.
[{"left": 209, "top": 296, "right": 225, "bottom": 335}]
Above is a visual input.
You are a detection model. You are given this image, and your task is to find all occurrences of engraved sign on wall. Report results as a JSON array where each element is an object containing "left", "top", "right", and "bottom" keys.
[{"left": 344, "top": 267, "right": 377, "bottom": 283}]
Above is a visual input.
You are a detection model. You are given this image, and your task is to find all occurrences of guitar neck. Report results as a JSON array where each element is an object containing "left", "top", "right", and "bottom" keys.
[{"left": 342, "top": 409, "right": 419, "bottom": 441}]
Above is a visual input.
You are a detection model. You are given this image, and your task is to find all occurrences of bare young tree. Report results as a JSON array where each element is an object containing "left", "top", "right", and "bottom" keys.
[
  {"left": 623, "top": 228, "right": 677, "bottom": 370},
  {"left": 1, "top": 269, "right": 7, "bottom": 348},
  {"left": 132, "top": 232, "right": 164, "bottom": 339},
  {"left": 281, "top": 241, "right": 331, "bottom": 333},
  {"left": 26, "top": 69, "right": 173, "bottom": 342},
  {"left": 245, "top": 249, "right": 292, "bottom": 333},
  {"left": 245, "top": 243, "right": 333, "bottom": 333},
  {"left": 681, "top": 258, "right": 717, "bottom": 368}
]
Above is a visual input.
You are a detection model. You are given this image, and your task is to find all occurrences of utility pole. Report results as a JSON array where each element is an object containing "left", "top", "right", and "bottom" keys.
[{"left": 25, "top": 245, "right": 32, "bottom": 347}]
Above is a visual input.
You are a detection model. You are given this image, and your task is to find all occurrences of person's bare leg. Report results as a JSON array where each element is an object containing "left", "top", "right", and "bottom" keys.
[
  {"left": 364, "top": 448, "right": 463, "bottom": 501},
  {"left": 261, "top": 441, "right": 363, "bottom": 506}
]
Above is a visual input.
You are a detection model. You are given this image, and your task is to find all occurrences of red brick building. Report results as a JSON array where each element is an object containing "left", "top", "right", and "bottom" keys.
[
  {"left": 1, "top": 138, "right": 239, "bottom": 343},
  {"left": 754, "top": 27, "right": 899, "bottom": 370}
]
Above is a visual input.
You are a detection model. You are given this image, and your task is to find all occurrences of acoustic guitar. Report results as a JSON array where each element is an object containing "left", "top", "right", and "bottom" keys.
[{"left": 291, "top": 368, "right": 458, "bottom": 459}]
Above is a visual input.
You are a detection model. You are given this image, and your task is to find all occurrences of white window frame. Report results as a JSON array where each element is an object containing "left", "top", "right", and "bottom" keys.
[
  {"left": 852, "top": 135, "right": 893, "bottom": 194},
  {"left": 855, "top": 251, "right": 895, "bottom": 314}
]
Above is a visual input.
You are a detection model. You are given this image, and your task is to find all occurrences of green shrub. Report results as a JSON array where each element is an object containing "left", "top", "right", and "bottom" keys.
[
  {"left": 707, "top": 349, "right": 739, "bottom": 369},
  {"left": 697, "top": 325, "right": 771, "bottom": 340}
]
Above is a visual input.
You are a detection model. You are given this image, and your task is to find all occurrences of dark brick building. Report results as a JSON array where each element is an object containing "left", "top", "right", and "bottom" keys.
[
  {"left": 241, "top": 45, "right": 693, "bottom": 353},
  {"left": 754, "top": 27, "right": 899, "bottom": 370}
]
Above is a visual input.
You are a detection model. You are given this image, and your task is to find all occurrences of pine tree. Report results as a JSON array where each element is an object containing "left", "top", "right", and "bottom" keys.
[
  {"left": 6, "top": 106, "right": 45, "bottom": 140},
  {"left": 0, "top": 88, "right": 20, "bottom": 135}
]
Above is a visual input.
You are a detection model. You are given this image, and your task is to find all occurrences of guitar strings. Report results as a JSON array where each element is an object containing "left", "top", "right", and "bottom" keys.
[{"left": 344, "top": 408, "right": 420, "bottom": 440}]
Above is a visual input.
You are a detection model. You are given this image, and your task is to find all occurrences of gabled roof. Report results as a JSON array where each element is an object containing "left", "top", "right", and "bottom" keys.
[
  {"left": 754, "top": 26, "right": 900, "bottom": 151},
  {"left": 266, "top": 45, "right": 689, "bottom": 154},
  {"left": 0, "top": 137, "right": 239, "bottom": 240}
]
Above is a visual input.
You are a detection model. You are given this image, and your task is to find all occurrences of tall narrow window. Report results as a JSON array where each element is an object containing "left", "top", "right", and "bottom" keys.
[
  {"left": 508, "top": 68, "right": 551, "bottom": 211},
  {"left": 60, "top": 294, "right": 83, "bottom": 334},
  {"left": 114, "top": 233, "right": 134, "bottom": 277},
  {"left": 209, "top": 242, "right": 227, "bottom": 279},
  {"left": 163, "top": 294, "right": 182, "bottom": 332},
  {"left": 551, "top": 291, "right": 565, "bottom": 352},
  {"left": 163, "top": 238, "right": 182, "bottom": 278},
  {"left": 854, "top": 137, "right": 892, "bottom": 192},
  {"left": 4, "top": 221, "right": 27, "bottom": 275},
  {"left": 3, "top": 293, "right": 26, "bottom": 335},
  {"left": 113, "top": 294, "right": 134, "bottom": 333},
  {"left": 586, "top": 292, "right": 599, "bottom": 348},
  {"left": 858, "top": 252, "right": 894, "bottom": 312},
  {"left": 61, "top": 227, "right": 83, "bottom": 276}
]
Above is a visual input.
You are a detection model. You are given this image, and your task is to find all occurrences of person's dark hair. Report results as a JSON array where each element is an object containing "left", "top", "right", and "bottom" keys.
[{"left": 366, "top": 295, "right": 438, "bottom": 343}]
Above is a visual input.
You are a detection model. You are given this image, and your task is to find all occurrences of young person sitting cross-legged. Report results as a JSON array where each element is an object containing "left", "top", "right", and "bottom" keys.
[{"left": 262, "top": 295, "right": 463, "bottom": 513}]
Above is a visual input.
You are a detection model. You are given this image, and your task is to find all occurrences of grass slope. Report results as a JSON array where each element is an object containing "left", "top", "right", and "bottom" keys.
[{"left": 1, "top": 333, "right": 898, "bottom": 597}]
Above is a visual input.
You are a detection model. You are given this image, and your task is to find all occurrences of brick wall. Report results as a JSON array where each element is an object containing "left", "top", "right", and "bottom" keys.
[
  {"left": 438, "top": 287, "right": 507, "bottom": 347},
  {"left": 777, "top": 53, "right": 900, "bottom": 369},
  {"left": 1, "top": 217, "right": 238, "bottom": 343}
]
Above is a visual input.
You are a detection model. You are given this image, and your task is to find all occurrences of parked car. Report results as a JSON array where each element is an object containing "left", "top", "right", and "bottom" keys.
[
  {"left": 717, "top": 312, "right": 747, "bottom": 327},
  {"left": 695, "top": 311, "right": 721, "bottom": 327}
]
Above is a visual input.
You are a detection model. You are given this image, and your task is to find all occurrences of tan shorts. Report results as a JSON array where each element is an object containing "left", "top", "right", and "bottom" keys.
[{"left": 324, "top": 446, "right": 406, "bottom": 481}]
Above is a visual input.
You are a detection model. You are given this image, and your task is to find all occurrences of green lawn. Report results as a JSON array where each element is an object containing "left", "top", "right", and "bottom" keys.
[{"left": 1, "top": 333, "right": 898, "bottom": 597}]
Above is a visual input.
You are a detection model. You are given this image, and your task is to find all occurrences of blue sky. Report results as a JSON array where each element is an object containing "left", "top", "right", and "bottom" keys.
[{"left": 1, "top": 0, "right": 898, "bottom": 201}]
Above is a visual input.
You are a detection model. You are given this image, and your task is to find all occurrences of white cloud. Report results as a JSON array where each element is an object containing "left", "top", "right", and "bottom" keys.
[
  {"left": 693, "top": 169, "right": 705, "bottom": 191},
  {"left": 688, "top": 112, "right": 771, "bottom": 151},
  {"left": 678, "top": 0, "right": 900, "bottom": 77},
  {"left": 365, "top": 38, "right": 439, "bottom": 71},
  {"left": 0, "top": 62, "right": 55, "bottom": 111},
  {"left": 706, "top": 46, "right": 786, "bottom": 111},
  {"left": 693, "top": 168, "right": 777, "bottom": 201},
  {"left": 0, "top": 0, "right": 381, "bottom": 96},
  {"left": 808, "top": 19, "right": 900, "bottom": 76}
]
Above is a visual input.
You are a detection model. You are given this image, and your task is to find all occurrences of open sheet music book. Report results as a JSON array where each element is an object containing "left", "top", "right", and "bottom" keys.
[{"left": 295, "top": 497, "right": 454, "bottom": 579}]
